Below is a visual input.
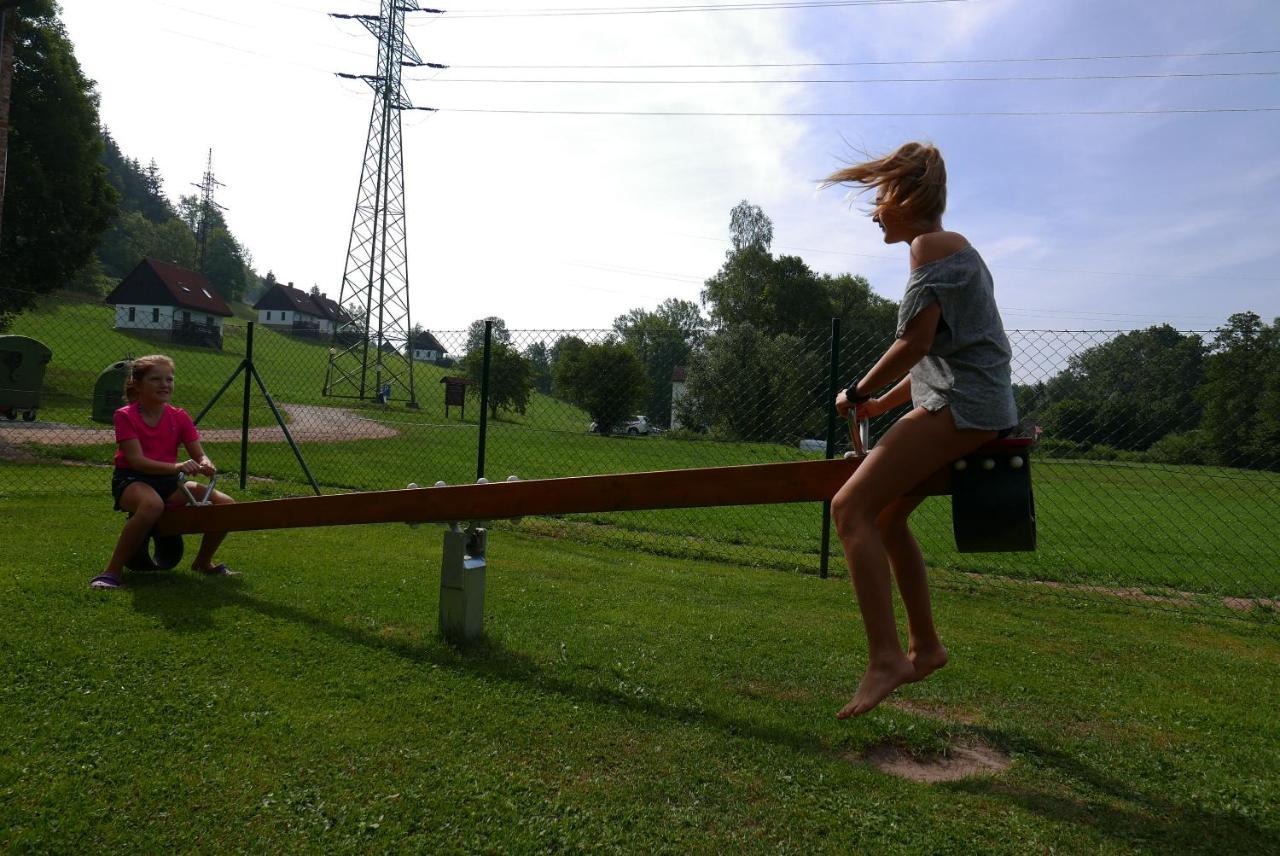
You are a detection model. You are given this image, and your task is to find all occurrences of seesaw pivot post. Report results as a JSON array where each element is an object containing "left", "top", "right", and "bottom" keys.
[{"left": 438, "top": 525, "right": 487, "bottom": 641}]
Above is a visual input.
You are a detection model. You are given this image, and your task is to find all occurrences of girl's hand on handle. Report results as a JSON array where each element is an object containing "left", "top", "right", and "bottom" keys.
[
  {"left": 835, "top": 389, "right": 889, "bottom": 420},
  {"left": 176, "top": 459, "right": 201, "bottom": 476},
  {"left": 835, "top": 389, "right": 853, "bottom": 418},
  {"left": 856, "top": 397, "right": 889, "bottom": 420},
  {"left": 198, "top": 457, "right": 217, "bottom": 477}
]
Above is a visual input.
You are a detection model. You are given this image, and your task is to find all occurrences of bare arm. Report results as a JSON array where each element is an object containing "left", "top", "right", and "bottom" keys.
[
  {"left": 876, "top": 374, "right": 913, "bottom": 411},
  {"left": 835, "top": 301, "right": 940, "bottom": 417},
  {"left": 185, "top": 439, "right": 216, "bottom": 476},
  {"left": 858, "top": 300, "right": 940, "bottom": 394},
  {"left": 119, "top": 439, "right": 201, "bottom": 476}
]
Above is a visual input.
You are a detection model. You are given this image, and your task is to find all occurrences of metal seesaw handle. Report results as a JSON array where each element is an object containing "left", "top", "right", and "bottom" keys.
[
  {"left": 178, "top": 473, "right": 217, "bottom": 507},
  {"left": 847, "top": 413, "right": 871, "bottom": 458}
]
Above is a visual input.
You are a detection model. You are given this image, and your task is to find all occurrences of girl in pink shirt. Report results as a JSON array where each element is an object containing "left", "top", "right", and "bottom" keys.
[{"left": 90, "top": 354, "right": 238, "bottom": 589}]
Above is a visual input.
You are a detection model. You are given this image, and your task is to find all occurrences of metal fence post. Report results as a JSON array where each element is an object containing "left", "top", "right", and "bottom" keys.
[
  {"left": 820, "top": 317, "right": 841, "bottom": 578},
  {"left": 240, "top": 322, "right": 254, "bottom": 489},
  {"left": 476, "top": 319, "right": 492, "bottom": 481}
]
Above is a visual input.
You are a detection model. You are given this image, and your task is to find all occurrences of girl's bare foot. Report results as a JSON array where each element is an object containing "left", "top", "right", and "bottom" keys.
[
  {"left": 837, "top": 656, "right": 917, "bottom": 719},
  {"left": 907, "top": 643, "right": 948, "bottom": 683}
]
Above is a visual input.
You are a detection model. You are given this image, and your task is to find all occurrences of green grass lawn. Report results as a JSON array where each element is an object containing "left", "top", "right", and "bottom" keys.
[
  {"left": 7, "top": 293, "right": 1278, "bottom": 604},
  {"left": 1, "top": 489, "right": 1277, "bottom": 852},
  {"left": 12, "top": 429, "right": 1277, "bottom": 603}
]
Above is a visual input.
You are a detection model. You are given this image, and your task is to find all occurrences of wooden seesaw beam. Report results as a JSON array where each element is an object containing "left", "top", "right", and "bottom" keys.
[{"left": 154, "top": 457, "right": 952, "bottom": 537}]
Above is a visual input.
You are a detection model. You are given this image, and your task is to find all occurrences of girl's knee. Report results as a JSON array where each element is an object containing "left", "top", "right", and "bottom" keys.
[
  {"left": 831, "top": 495, "right": 877, "bottom": 540},
  {"left": 133, "top": 496, "right": 164, "bottom": 521},
  {"left": 212, "top": 490, "right": 235, "bottom": 506}
]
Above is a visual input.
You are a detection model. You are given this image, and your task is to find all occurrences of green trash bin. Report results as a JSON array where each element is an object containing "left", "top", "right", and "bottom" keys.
[
  {"left": 92, "top": 359, "right": 132, "bottom": 424},
  {"left": 0, "top": 335, "right": 53, "bottom": 422}
]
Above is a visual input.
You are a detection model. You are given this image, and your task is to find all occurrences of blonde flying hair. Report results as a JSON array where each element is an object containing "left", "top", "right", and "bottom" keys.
[
  {"left": 822, "top": 141, "right": 947, "bottom": 226},
  {"left": 125, "top": 354, "right": 176, "bottom": 402}
]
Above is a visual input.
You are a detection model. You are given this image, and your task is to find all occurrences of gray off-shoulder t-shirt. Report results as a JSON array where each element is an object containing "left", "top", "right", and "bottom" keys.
[{"left": 896, "top": 245, "right": 1018, "bottom": 431}]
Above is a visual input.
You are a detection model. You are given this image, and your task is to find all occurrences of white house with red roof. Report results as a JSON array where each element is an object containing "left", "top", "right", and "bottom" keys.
[
  {"left": 104, "top": 258, "right": 234, "bottom": 349},
  {"left": 409, "top": 329, "right": 446, "bottom": 362},
  {"left": 253, "top": 282, "right": 351, "bottom": 339}
]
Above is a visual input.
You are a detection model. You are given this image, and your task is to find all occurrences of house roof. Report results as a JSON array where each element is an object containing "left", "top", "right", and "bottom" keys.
[
  {"left": 253, "top": 282, "right": 324, "bottom": 317},
  {"left": 312, "top": 293, "right": 353, "bottom": 325},
  {"left": 412, "top": 331, "right": 446, "bottom": 352},
  {"left": 104, "top": 258, "right": 234, "bottom": 317}
]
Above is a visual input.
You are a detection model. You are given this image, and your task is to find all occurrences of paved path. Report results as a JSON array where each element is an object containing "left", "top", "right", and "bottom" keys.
[{"left": 0, "top": 403, "right": 398, "bottom": 447}]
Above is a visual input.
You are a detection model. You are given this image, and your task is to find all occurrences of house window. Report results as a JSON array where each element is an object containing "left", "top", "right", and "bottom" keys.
[
  {"left": 266, "top": 311, "right": 272, "bottom": 321},
  {"left": 151, "top": 308, "right": 160, "bottom": 323},
  {"left": 128, "top": 307, "right": 136, "bottom": 322}
]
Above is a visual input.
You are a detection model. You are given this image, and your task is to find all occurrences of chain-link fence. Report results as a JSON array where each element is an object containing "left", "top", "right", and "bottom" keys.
[{"left": 1, "top": 286, "right": 1277, "bottom": 622}]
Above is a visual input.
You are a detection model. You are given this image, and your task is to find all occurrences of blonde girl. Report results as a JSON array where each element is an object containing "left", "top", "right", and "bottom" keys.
[
  {"left": 824, "top": 142, "right": 1017, "bottom": 717},
  {"left": 90, "top": 354, "right": 237, "bottom": 589}
]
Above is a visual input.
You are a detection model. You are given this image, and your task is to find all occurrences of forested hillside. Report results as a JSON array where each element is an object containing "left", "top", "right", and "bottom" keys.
[{"left": 0, "top": 0, "right": 263, "bottom": 327}]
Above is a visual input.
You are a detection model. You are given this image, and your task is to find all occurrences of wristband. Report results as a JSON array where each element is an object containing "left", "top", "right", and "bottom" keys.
[{"left": 845, "top": 382, "right": 871, "bottom": 404}]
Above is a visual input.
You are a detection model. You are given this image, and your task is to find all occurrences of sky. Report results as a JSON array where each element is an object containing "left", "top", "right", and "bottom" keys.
[{"left": 58, "top": 0, "right": 1280, "bottom": 335}]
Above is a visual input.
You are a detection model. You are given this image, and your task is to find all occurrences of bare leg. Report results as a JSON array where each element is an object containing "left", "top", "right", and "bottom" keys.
[
  {"left": 878, "top": 496, "right": 947, "bottom": 682},
  {"left": 187, "top": 485, "right": 236, "bottom": 572},
  {"left": 830, "top": 406, "right": 995, "bottom": 718},
  {"left": 832, "top": 506, "right": 916, "bottom": 719},
  {"left": 99, "top": 483, "right": 166, "bottom": 580}
]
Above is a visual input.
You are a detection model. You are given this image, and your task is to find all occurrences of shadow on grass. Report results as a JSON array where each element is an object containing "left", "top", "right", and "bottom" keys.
[
  {"left": 124, "top": 573, "right": 1274, "bottom": 851},
  {"left": 946, "top": 730, "right": 1275, "bottom": 851}
]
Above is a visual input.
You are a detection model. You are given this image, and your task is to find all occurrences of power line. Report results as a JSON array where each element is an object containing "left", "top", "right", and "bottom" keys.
[
  {"left": 676, "top": 234, "right": 1280, "bottom": 284},
  {"left": 435, "top": 0, "right": 966, "bottom": 19},
  {"left": 432, "top": 105, "right": 1280, "bottom": 117},
  {"left": 446, "top": 48, "right": 1280, "bottom": 69},
  {"left": 417, "top": 70, "right": 1280, "bottom": 84},
  {"left": 1000, "top": 307, "right": 1226, "bottom": 321}
]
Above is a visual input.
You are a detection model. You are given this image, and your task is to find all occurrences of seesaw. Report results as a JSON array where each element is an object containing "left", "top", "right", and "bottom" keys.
[{"left": 129, "top": 434, "right": 1035, "bottom": 640}]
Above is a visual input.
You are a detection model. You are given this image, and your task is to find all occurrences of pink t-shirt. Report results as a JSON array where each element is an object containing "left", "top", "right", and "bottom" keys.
[{"left": 113, "top": 402, "right": 200, "bottom": 469}]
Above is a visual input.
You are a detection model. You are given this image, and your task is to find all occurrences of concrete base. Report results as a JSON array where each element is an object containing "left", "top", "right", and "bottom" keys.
[{"left": 439, "top": 526, "right": 487, "bottom": 641}]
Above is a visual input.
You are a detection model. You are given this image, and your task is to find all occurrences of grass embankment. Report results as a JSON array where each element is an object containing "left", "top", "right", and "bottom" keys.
[
  {"left": 5, "top": 291, "right": 588, "bottom": 431},
  {"left": 1, "top": 489, "right": 1276, "bottom": 852}
]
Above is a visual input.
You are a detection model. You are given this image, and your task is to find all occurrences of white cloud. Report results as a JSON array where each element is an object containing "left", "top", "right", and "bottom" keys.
[{"left": 58, "top": 0, "right": 1280, "bottom": 333}]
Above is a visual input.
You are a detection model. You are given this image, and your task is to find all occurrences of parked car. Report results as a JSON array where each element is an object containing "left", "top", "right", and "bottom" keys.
[{"left": 588, "top": 415, "right": 652, "bottom": 435}]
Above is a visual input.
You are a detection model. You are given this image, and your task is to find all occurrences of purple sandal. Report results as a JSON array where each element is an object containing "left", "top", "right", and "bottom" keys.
[
  {"left": 198, "top": 564, "right": 239, "bottom": 577},
  {"left": 90, "top": 574, "right": 123, "bottom": 590}
]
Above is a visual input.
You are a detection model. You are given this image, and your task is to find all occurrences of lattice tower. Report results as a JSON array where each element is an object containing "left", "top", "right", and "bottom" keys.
[
  {"left": 325, "top": 1, "right": 441, "bottom": 405},
  {"left": 191, "top": 148, "right": 226, "bottom": 271}
]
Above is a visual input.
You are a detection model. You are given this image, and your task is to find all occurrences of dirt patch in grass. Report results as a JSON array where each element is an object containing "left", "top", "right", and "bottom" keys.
[
  {"left": 1222, "top": 596, "right": 1279, "bottom": 613},
  {"left": 962, "top": 573, "right": 1198, "bottom": 607},
  {"left": 855, "top": 738, "right": 1011, "bottom": 783},
  {"left": 887, "top": 698, "right": 984, "bottom": 726},
  {"left": 0, "top": 440, "right": 40, "bottom": 463},
  {"left": 0, "top": 403, "right": 397, "bottom": 446}
]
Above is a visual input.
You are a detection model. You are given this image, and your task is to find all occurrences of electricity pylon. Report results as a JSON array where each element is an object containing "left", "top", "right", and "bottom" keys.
[
  {"left": 324, "top": 0, "right": 442, "bottom": 406},
  {"left": 191, "top": 148, "right": 227, "bottom": 271}
]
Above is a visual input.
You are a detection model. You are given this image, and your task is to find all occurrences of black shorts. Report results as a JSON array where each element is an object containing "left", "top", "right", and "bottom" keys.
[{"left": 111, "top": 468, "right": 180, "bottom": 511}]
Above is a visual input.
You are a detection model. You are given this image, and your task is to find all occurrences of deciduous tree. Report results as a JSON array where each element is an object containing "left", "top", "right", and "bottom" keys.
[
  {"left": 460, "top": 340, "right": 532, "bottom": 419},
  {"left": 465, "top": 316, "right": 511, "bottom": 355},
  {"left": 552, "top": 340, "right": 648, "bottom": 434},
  {"left": 1200, "top": 312, "right": 1279, "bottom": 470}
]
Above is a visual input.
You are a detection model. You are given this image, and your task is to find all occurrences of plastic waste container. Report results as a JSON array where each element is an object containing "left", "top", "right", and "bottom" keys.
[
  {"left": 0, "top": 335, "right": 53, "bottom": 422},
  {"left": 92, "top": 359, "right": 132, "bottom": 423}
]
